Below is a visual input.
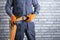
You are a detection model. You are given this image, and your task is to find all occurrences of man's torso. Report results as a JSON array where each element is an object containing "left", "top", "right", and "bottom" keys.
[{"left": 12, "top": 0, "right": 33, "bottom": 17}]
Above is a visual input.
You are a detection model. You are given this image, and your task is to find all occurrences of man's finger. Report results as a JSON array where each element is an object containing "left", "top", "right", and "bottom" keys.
[{"left": 16, "top": 17, "right": 23, "bottom": 22}]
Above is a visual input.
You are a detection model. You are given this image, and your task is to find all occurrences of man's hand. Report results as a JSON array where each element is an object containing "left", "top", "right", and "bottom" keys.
[
  {"left": 16, "top": 17, "right": 23, "bottom": 22},
  {"left": 16, "top": 16, "right": 27, "bottom": 22},
  {"left": 11, "top": 14, "right": 16, "bottom": 23},
  {"left": 26, "top": 13, "right": 36, "bottom": 22}
]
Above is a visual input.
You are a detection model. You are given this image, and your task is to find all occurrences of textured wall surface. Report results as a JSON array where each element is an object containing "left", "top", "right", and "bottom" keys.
[{"left": 0, "top": 0, "right": 60, "bottom": 40}]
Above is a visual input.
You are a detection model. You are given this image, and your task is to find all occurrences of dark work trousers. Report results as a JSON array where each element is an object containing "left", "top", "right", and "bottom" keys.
[{"left": 15, "top": 21, "right": 35, "bottom": 40}]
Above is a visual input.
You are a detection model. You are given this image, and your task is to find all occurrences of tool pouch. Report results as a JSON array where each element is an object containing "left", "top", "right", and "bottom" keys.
[{"left": 9, "top": 20, "right": 17, "bottom": 40}]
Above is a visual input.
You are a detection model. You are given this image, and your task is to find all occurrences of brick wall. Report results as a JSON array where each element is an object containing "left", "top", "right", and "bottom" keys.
[{"left": 0, "top": 0, "right": 60, "bottom": 40}]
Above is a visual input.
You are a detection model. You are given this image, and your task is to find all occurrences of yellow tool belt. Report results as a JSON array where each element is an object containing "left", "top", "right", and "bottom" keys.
[{"left": 9, "top": 13, "right": 36, "bottom": 40}]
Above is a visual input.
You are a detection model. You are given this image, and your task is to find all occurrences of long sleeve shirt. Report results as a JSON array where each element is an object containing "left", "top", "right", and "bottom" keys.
[{"left": 5, "top": 0, "right": 40, "bottom": 17}]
